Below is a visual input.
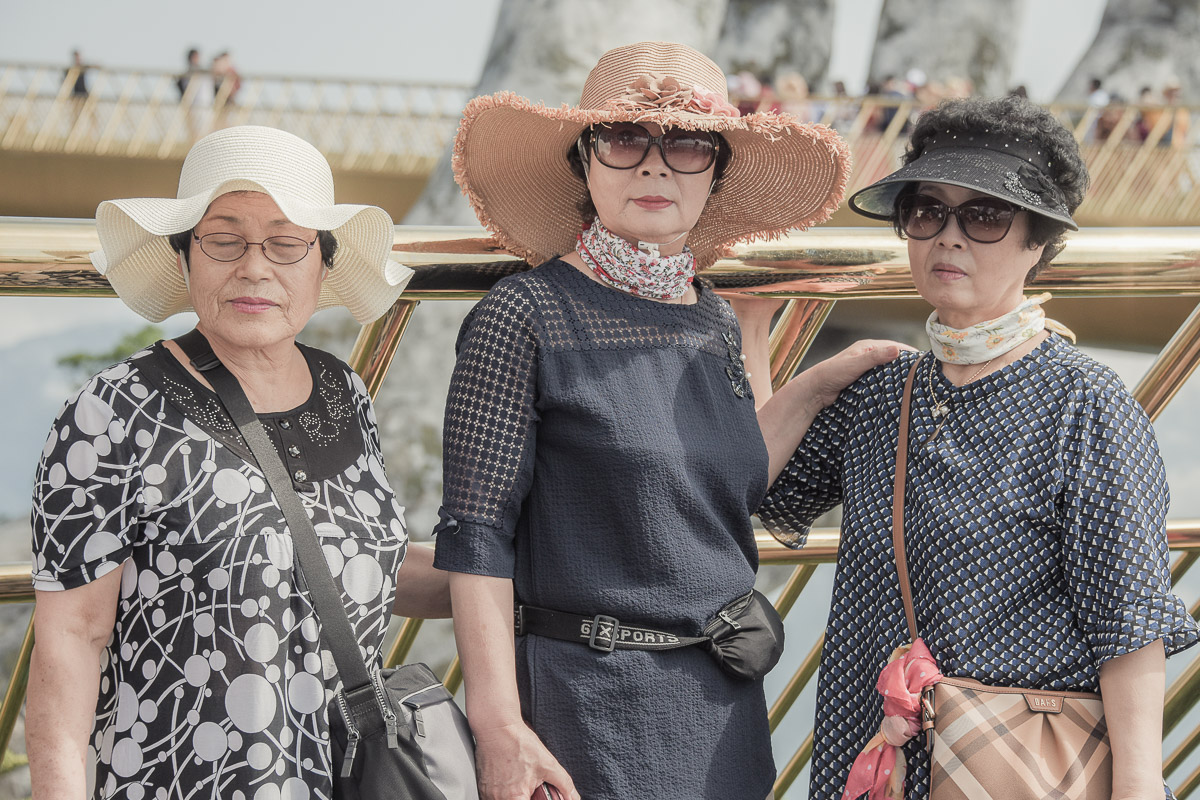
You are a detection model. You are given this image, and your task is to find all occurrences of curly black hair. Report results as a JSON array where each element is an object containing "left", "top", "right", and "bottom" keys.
[
  {"left": 167, "top": 228, "right": 338, "bottom": 270},
  {"left": 894, "top": 96, "right": 1089, "bottom": 281},
  {"left": 566, "top": 126, "right": 733, "bottom": 225}
]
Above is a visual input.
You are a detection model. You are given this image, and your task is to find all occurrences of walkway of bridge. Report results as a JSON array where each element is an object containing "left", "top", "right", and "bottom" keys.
[{"left": 2, "top": 61, "right": 1199, "bottom": 225}]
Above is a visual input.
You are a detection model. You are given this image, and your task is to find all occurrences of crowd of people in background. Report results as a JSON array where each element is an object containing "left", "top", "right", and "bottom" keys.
[
  {"left": 727, "top": 66, "right": 1192, "bottom": 147},
  {"left": 1086, "top": 75, "right": 1190, "bottom": 144},
  {"left": 62, "top": 47, "right": 241, "bottom": 106},
  {"left": 729, "top": 67, "right": 981, "bottom": 131},
  {"left": 56, "top": 49, "right": 1193, "bottom": 152},
  {"left": 175, "top": 47, "right": 242, "bottom": 103}
]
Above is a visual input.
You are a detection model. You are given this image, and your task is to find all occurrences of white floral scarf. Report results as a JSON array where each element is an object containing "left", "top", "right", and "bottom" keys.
[{"left": 927, "top": 292, "right": 1076, "bottom": 364}]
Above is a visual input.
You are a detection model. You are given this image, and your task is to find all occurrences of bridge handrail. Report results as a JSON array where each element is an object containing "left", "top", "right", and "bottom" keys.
[{"left": 3, "top": 200, "right": 1200, "bottom": 798}]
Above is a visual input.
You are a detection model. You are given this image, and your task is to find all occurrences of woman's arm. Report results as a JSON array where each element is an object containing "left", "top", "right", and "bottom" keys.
[
  {"left": 726, "top": 296, "right": 782, "bottom": 408},
  {"left": 1099, "top": 640, "right": 1167, "bottom": 800},
  {"left": 728, "top": 296, "right": 909, "bottom": 483},
  {"left": 759, "top": 340, "right": 906, "bottom": 486},
  {"left": 392, "top": 543, "right": 452, "bottom": 618},
  {"left": 27, "top": 568, "right": 123, "bottom": 800},
  {"left": 449, "top": 572, "right": 579, "bottom": 800}
]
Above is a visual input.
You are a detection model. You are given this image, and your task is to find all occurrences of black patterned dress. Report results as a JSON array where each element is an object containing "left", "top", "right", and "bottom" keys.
[
  {"left": 433, "top": 259, "right": 775, "bottom": 799},
  {"left": 31, "top": 341, "right": 407, "bottom": 800},
  {"left": 758, "top": 337, "right": 1200, "bottom": 800}
]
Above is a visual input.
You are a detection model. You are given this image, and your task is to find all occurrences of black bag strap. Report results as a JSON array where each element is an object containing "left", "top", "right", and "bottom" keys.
[{"left": 175, "top": 329, "right": 374, "bottom": 693}]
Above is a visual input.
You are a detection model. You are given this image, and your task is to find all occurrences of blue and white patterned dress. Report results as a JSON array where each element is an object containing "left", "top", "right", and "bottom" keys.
[
  {"left": 31, "top": 342, "right": 407, "bottom": 800},
  {"left": 758, "top": 336, "right": 1199, "bottom": 800}
]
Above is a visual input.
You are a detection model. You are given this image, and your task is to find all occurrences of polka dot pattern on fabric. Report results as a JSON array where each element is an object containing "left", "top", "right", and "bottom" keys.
[{"left": 30, "top": 342, "right": 407, "bottom": 799}]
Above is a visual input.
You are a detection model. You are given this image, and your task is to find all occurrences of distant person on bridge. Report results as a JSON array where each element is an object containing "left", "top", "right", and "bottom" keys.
[
  {"left": 176, "top": 47, "right": 202, "bottom": 98},
  {"left": 26, "top": 125, "right": 448, "bottom": 800},
  {"left": 756, "top": 95, "right": 1200, "bottom": 800},
  {"left": 65, "top": 49, "right": 89, "bottom": 99},
  {"left": 437, "top": 40, "right": 902, "bottom": 800},
  {"left": 212, "top": 51, "right": 242, "bottom": 104}
]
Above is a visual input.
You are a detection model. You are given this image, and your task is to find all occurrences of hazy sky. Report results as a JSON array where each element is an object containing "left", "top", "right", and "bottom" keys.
[{"left": 2, "top": 0, "right": 1106, "bottom": 101}]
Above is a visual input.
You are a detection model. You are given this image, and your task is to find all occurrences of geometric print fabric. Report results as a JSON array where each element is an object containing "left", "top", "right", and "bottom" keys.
[
  {"left": 31, "top": 343, "right": 407, "bottom": 800},
  {"left": 757, "top": 337, "right": 1198, "bottom": 800}
]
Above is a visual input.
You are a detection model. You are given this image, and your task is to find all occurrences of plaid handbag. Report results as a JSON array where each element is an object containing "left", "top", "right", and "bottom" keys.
[{"left": 891, "top": 360, "right": 1113, "bottom": 800}]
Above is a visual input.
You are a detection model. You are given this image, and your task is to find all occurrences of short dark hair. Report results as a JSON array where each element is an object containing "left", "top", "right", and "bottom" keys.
[
  {"left": 167, "top": 228, "right": 338, "bottom": 269},
  {"left": 892, "top": 96, "right": 1089, "bottom": 282},
  {"left": 565, "top": 126, "right": 733, "bottom": 225}
]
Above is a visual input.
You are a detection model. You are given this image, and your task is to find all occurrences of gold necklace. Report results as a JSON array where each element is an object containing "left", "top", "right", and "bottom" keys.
[{"left": 924, "top": 355, "right": 995, "bottom": 445}]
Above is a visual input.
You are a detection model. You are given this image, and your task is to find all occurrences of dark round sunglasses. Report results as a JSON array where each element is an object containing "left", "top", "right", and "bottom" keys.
[
  {"left": 897, "top": 194, "right": 1019, "bottom": 244},
  {"left": 193, "top": 232, "right": 318, "bottom": 265},
  {"left": 590, "top": 122, "right": 719, "bottom": 174}
]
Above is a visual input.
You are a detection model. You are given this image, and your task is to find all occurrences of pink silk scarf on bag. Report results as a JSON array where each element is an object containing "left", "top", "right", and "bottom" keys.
[{"left": 842, "top": 638, "right": 944, "bottom": 800}]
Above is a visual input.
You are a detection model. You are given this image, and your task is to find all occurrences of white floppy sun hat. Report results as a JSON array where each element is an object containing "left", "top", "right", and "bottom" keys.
[{"left": 90, "top": 125, "right": 414, "bottom": 323}]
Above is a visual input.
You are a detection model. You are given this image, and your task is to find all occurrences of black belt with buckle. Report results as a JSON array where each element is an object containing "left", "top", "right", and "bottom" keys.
[{"left": 515, "top": 603, "right": 708, "bottom": 653}]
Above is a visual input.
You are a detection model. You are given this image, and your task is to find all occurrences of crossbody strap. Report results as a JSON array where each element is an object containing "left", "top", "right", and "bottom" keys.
[
  {"left": 893, "top": 358, "right": 923, "bottom": 641},
  {"left": 175, "top": 329, "right": 374, "bottom": 693}
]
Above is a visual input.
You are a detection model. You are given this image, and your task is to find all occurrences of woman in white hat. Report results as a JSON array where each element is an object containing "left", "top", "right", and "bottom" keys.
[
  {"left": 26, "top": 125, "right": 447, "bottom": 799},
  {"left": 759, "top": 96, "right": 1199, "bottom": 800},
  {"left": 434, "top": 41, "right": 901, "bottom": 800}
]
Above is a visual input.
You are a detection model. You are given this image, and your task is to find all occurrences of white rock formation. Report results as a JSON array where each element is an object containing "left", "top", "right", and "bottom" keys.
[
  {"left": 867, "top": 0, "right": 1023, "bottom": 96},
  {"left": 711, "top": 0, "right": 835, "bottom": 88},
  {"left": 1056, "top": 0, "right": 1200, "bottom": 103}
]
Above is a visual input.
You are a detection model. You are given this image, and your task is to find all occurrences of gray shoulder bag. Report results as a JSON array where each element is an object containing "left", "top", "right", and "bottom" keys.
[{"left": 176, "top": 330, "right": 479, "bottom": 800}]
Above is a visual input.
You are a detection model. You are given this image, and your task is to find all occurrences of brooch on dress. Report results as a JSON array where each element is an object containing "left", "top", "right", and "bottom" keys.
[{"left": 723, "top": 329, "right": 752, "bottom": 399}]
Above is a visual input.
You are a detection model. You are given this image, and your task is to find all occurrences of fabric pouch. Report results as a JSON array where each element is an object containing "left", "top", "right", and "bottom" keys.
[{"left": 702, "top": 590, "right": 786, "bottom": 680}]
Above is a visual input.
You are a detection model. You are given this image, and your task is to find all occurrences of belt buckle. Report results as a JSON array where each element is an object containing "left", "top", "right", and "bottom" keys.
[{"left": 588, "top": 614, "right": 619, "bottom": 652}]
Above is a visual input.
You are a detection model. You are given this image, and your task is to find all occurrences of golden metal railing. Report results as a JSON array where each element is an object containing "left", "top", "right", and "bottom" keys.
[
  {"left": 3, "top": 219, "right": 1200, "bottom": 795},
  {"left": 0, "top": 62, "right": 470, "bottom": 173}
]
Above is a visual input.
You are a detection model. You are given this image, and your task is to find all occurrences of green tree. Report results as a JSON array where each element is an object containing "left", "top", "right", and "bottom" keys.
[{"left": 57, "top": 324, "right": 165, "bottom": 381}]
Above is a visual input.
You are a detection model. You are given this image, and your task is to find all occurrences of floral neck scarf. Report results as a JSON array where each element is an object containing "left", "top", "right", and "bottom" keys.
[
  {"left": 576, "top": 218, "right": 696, "bottom": 301},
  {"left": 926, "top": 292, "right": 1076, "bottom": 364}
]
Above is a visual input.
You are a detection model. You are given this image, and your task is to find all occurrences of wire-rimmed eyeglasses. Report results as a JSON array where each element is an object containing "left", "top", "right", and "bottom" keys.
[{"left": 193, "top": 232, "right": 318, "bottom": 265}]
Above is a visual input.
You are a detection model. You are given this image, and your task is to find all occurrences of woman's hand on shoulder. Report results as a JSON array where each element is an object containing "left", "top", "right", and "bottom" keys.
[
  {"left": 758, "top": 339, "right": 911, "bottom": 488},
  {"left": 800, "top": 339, "right": 912, "bottom": 410},
  {"left": 472, "top": 720, "right": 579, "bottom": 800}
]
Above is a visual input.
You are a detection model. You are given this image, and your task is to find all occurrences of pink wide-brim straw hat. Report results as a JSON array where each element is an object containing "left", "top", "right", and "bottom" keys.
[{"left": 452, "top": 40, "right": 852, "bottom": 268}]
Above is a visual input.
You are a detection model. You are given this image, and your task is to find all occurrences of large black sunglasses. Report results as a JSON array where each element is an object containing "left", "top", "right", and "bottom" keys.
[
  {"left": 590, "top": 122, "right": 719, "bottom": 174},
  {"left": 897, "top": 194, "right": 1019, "bottom": 244},
  {"left": 193, "top": 232, "right": 318, "bottom": 265}
]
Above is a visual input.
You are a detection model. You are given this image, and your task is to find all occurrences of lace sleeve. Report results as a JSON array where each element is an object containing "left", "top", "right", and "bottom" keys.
[{"left": 433, "top": 280, "right": 541, "bottom": 577}]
